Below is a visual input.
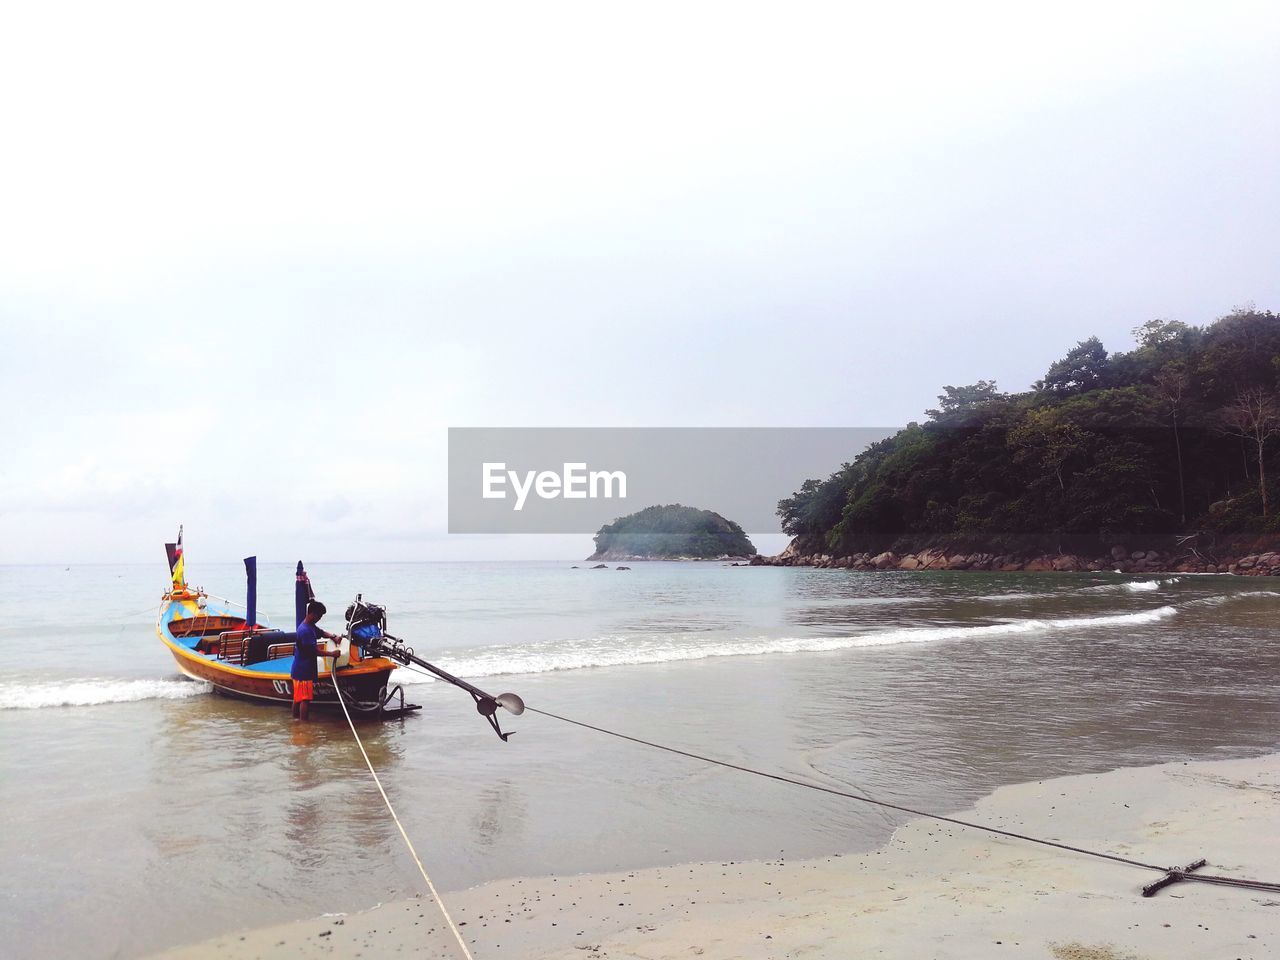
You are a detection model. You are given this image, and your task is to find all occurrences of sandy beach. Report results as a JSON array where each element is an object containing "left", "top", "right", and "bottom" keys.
[{"left": 154, "top": 752, "right": 1280, "bottom": 960}]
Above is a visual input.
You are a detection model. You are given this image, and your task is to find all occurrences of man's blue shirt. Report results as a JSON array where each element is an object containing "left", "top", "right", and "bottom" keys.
[{"left": 291, "top": 621, "right": 321, "bottom": 681}]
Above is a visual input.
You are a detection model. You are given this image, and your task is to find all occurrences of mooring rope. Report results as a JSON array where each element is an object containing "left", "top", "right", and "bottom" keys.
[
  {"left": 330, "top": 670, "right": 476, "bottom": 960},
  {"left": 393, "top": 664, "right": 1280, "bottom": 895},
  {"left": 524, "top": 706, "right": 1164, "bottom": 871},
  {"left": 520, "top": 705, "right": 1280, "bottom": 895}
]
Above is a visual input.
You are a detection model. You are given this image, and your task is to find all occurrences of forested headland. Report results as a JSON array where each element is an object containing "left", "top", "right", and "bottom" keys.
[{"left": 766, "top": 309, "right": 1280, "bottom": 574}]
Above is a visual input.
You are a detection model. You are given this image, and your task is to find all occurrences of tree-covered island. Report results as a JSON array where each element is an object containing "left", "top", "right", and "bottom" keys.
[{"left": 589, "top": 505, "right": 757, "bottom": 561}]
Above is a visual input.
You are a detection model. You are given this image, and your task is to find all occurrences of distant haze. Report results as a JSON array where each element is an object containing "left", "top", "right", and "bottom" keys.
[{"left": 2, "top": 2, "right": 1279, "bottom": 562}]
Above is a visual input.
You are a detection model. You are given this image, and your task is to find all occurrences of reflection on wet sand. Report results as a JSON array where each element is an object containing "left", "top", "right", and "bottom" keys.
[{"left": 469, "top": 779, "right": 526, "bottom": 849}]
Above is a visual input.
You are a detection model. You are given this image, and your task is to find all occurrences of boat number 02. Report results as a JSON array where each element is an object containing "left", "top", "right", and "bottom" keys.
[{"left": 273, "top": 680, "right": 292, "bottom": 695}]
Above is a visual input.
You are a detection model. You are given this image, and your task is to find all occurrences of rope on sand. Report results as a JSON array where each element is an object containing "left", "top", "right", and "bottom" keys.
[
  {"left": 523, "top": 705, "right": 1280, "bottom": 897},
  {"left": 393, "top": 662, "right": 1280, "bottom": 896},
  {"left": 331, "top": 672, "right": 476, "bottom": 960}
]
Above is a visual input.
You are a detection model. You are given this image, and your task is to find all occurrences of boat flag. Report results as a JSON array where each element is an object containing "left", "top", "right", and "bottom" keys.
[
  {"left": 295, "top": 561, "right": 314, "bottom": 629},
  {"left": 165, "top": 526, "right": 185, "bottom": 588}
]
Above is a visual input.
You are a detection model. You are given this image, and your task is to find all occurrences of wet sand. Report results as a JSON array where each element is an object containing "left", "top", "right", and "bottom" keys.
[{"left": 155, "top": 752, "right": 1280, "bottom": 959}]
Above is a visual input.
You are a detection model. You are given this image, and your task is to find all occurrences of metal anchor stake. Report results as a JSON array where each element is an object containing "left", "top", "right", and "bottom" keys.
[{"left": 1142, "top": 858, "right": 1207, "bottom": 897}]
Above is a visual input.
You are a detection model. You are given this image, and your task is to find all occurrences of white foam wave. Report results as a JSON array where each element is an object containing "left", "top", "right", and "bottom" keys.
[
  {"left": 1187, "top": 590, "right": 1280, "bottom": 608},
  {"left": 982, "top": 577, "right": 1180, "bottom": 601},
  {"left": 0, "top": 678, "right": 211, "bottom": 710},
  {"left": 402, "top": 606, "right": 1179, "bottom": 680},
  {"left": 1083, "top": 578, "right": 1180, "bottom": 594}
]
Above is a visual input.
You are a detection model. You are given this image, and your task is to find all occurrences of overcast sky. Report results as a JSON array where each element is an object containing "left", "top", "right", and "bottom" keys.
[{"left": 2, "top": 1, "right": 1279, "bottom": 564}]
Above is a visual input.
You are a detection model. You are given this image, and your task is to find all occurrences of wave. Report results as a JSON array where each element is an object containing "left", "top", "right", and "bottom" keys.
[
  {"left": 0, "top": 678, "right": 210, "bottom": 710},
  {"left": 9, "top": 597, "right": 1215, "bottom": 705},
  {"left": 1186, "top": 590, "right": 1280, "bottom": 608},
  {"left": 973, "top": 591, "right": 1052, "bottom": 602},
  {"left": 1082, "top": 578, "right": 1181, "bottom": 594},
  {"left": 405, "top": 606, "right": 1179, "bottom": 680},
  {"left": 982, "top": 578, "right": 1181, "bottom": 602}
]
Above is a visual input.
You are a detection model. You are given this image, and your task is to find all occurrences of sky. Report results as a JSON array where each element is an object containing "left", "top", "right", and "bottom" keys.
[{"left": 2, "top": 1, "right": 1280, "bottom": 563}]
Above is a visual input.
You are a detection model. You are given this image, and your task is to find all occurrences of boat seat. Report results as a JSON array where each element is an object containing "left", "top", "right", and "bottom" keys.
[{"left": 245, "top": 630, "right": 297, "bottom": 665}]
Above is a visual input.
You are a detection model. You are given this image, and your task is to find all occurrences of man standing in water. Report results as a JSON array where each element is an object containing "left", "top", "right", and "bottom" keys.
[{"left": 292, "top": 599, "right": 341, "bottom": 721}]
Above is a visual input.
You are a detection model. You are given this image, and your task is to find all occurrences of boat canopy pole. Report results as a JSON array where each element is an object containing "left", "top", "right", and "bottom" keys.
[
  {"left": 243, "top": 556, "right": 257, "bottom": 629},
  {"left": 295, "top": 561, "right": 314, "bottom": 628}
]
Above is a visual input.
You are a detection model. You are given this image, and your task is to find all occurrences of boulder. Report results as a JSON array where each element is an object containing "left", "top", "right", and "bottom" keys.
[
  {"left": 870, "top": 551, "right": 896, "bottom": 570},
  {"left": 1111, "top": 545, "right": 1128, "bottom": 561},
  {"left": 776, "top": 539, "right": 806, "bottom": 561},
  {"left": 616, "top": 566, "right": 631, "bottom": 571}
]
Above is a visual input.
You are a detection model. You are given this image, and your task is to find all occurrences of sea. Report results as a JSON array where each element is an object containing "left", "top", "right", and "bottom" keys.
[{"left": 2, "top": 561, "right": 1278, "bottom": 958}]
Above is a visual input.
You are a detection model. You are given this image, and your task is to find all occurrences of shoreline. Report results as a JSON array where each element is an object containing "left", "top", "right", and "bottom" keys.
[
  {"left": 750, "top": 542, "right": 1280, "bottom": 576},
  {"left": 153, "top": 752, "right": 1280, "bottom": 959}
]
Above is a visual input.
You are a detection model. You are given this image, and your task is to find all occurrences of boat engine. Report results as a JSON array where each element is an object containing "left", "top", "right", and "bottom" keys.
[{"left": 345, "top": 598, "right": 387, "bottom": 643}]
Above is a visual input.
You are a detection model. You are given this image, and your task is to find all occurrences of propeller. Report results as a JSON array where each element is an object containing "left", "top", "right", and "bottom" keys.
[{"left": 495, "top": 692, "right": 525, "bottom": 716}]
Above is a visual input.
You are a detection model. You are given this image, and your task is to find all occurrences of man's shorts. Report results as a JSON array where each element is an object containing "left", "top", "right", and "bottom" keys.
[{"left": 292, "top": 680, "right": 314, "bottom": 703}]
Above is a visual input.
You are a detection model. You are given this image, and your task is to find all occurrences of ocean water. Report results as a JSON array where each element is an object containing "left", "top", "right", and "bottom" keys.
[{"left": 2, "top": 561, "right": 1278, "bottom": 958}]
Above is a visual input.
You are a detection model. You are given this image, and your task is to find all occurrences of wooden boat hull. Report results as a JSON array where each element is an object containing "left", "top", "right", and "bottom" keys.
[{"left": 157, "top": 593, "right": 400, "bottom": 708}]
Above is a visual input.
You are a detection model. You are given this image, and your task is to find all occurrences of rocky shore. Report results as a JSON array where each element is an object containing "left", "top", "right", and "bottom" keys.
[
  {"left": 750, "top": 539, "right": 1280, "bottom": 576},
  {"left": 589, "top": 551, "right": 755, "bottom": 562}
]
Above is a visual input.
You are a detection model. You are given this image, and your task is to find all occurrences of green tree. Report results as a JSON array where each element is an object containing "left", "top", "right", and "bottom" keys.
[
  {"left": 1132, "top": 318, "right": 1192, "bottom": 350},
  {"left": 1220, "top": 388, "right": 1280, "bottom": 516},
  {"left": 1153, "top": 364, "right": 1190, "bottom": 524},
  {"left": 925, "top": 380, "right": 1006, "bottom": 422},
  {"left": 1039, "top": 337, "right": 1109, "bottom": 395},
  {"left": 1008, "top": 409, "right": 1089, "bottom": 492}
]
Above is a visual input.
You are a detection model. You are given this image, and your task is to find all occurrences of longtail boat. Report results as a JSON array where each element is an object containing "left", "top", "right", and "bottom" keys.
[{"left": 156, "top": 527, "right": 524, "bottom": 735}]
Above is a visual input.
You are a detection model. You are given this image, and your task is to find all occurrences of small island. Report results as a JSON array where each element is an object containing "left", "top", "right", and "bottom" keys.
[{"left": 588, "top": 504, "right": 758, "bottom": 561}]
